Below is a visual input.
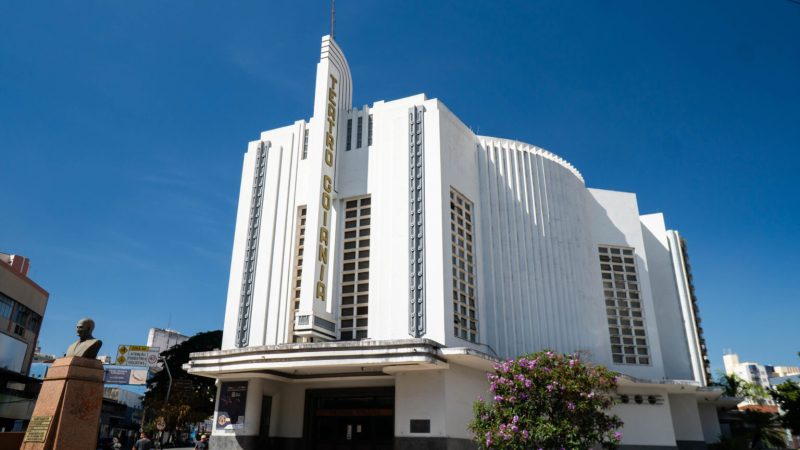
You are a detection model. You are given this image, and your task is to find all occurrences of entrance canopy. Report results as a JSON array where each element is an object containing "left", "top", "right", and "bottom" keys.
[{"left": 184, "top": 339, "right": 499, "bottom": 382}]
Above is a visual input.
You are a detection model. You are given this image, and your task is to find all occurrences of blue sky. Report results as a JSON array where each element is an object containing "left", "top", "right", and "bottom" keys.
[{"left": 2, "top": 1, "right": 798, "bottom": 372}]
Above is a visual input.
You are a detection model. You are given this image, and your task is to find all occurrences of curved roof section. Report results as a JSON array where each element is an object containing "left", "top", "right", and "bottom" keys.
[{"left": 477, "top": 136, "right": 584, "bottom": 184}]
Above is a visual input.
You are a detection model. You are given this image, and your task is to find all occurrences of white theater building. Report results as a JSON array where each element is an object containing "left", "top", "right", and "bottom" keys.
[{"left": 186, "top": 35, "right": 725, "bottom": 450}]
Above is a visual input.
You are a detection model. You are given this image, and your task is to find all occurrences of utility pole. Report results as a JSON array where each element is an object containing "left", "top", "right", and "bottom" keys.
[{"left": 163, "top": 357, "right": 173, "bottom": 405}]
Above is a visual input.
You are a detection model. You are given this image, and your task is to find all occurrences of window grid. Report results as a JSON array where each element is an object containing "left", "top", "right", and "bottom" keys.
[
  {"left": 368, "top": 114, "right": 373, "bottom": 146},
  {"left": 340, "top": 196, "right": 371, "bottom": 340},
  {"left": 599, "top": 246, "right": 650, "bottom": 365},
  {"left": 302, "top": 129, "right": 309, "bottom": 160},
  {"left": 357, "top": 116, "right": 363, "bottom": 148},
  {"left": 450, "top": 189, "right": 477, "bottom": 342},
  {"left": 290, "top": 206, "right": 307, "bottom": 336},
  {"left": 346, "top": 118, "right": 353, "bottom": 151}
]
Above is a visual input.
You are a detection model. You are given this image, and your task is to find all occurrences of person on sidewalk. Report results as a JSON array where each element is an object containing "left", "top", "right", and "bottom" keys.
[
  {"left": 194, "top": 434, "right": 209, "bottom": 450},
  {"left": 132, "top": 432, "right": 154, "bottom": 450}
]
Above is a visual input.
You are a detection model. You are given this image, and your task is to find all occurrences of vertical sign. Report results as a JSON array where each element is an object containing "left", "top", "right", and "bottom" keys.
[
  {"left": 313, "top": 73, "right": 338, "bottom": 303},
  {"left": 296, "top": 35, "right": 352, "bottom": 339}
]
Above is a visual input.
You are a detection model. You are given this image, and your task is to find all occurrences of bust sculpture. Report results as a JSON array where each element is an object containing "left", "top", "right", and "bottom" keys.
[{"left": 65, "top": 317, "right": 102, "bottom": 359}]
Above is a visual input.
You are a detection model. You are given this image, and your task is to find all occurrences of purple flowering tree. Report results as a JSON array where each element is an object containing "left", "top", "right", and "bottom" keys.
[{"left": 469, "top": 350, "right": 623, "bottom": 449}]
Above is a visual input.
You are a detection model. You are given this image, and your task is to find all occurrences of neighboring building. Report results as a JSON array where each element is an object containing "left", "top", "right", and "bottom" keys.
[
  {"left": 770, "top": 374, "right": 800, "bottom": 387},
  {"left": 31, "top": 353, "right": 56, "bottom": 363},
  {"left": 187, "top": 35, "right": 724, "bottom": 449},
  {"left": 723, "top": 352, "right": 772, "bottom": 391},
  {"left": 770, "top": 366, "right": 800, "bottom": 378},
  {"left": 722, "top": 351, "right": 800, "bottom": 391},
  {"left": 147, "top": 327, "right": 188, "bottom": 352},
  {"left": 0, "top": 253, "right": 48, "bottom": 431},
  {"left": 0, "top": 253, "right": 47, "bottom": 375},
  {"left": 99, "top": 397, "right": 142, "bottom": 447}
]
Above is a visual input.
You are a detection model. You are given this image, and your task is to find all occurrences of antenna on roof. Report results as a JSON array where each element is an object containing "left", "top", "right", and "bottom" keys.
[{"left": 331, "top": 0, "right": 336, "bottom": 39}]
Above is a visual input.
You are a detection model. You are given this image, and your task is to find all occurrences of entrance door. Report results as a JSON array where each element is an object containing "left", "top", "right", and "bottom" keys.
[
  {"left": 258, "top": 395, "right": 272, "bottom": 446},
  {"left": 305, "top": 387, "right": 394, "bottom": 450}
]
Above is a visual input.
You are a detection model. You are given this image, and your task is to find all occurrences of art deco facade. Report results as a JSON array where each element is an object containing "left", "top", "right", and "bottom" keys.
[{"left": 187, "top": 36, "right": 723, "bottom": 450}]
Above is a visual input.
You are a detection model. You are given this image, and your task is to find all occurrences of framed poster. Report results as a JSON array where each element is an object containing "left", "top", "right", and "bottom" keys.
[{"left": 216, "top": 381, "right": 248, "bottom": 430}]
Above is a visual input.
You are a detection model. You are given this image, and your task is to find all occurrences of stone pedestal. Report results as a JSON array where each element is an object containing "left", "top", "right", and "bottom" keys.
[{"left": 20, "top": 356, "right": 104, "bottom": 450}]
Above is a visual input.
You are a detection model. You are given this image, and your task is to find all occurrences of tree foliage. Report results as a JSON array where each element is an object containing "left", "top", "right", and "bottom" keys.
[
  {"left": 771, "top": 380, "right": 800, "bottom": 435},
  {"left": 469, "top": 351, "right": 623, "bottom": 450},
  {"left": 738, "top": 410, "right": 787, "bottom": 449},
  {"left": 715, "top": 373, "right": 770, "bottom": 404},
  {"left": 143, "top": 330, "right": 222, "bottom": 430}
]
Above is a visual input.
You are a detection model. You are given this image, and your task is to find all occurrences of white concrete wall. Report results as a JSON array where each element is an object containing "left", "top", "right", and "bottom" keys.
[
  {"left": 395, "top": 370, "right": 447, "bottom": 438},
  {"left": 668, "top": 394, "right": 705, "bottom": 442},
  {"left": 698, "top": 403, "right": 722, "bottom": 443},
  {"left": 444, "top": 363, "right": 488, "bottom": 439},
  {"left": 697, "top": 403, "right": 722, "bottom": 444},
  {"left": 612, "top": 388, "right": 677, "bottom": 447},
  {"left": 473, "top": 137, "right": 608, "bottom": 361},
  {"left": 641, "top": 214, "right": 694, "bottom": 381},
  {"left": 588, "top": 189, "right": 666, "bottom": 380},
  {"left": 666, "top": 230, "right": 707, "bottom": 385}
]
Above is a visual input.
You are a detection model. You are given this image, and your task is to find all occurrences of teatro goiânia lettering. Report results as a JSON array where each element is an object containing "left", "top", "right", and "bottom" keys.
[{"left": 316, "top": 73, "right": 338, "bottom": 302}]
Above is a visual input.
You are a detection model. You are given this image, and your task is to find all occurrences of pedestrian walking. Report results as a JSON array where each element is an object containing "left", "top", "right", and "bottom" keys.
[{"left": 132, "top": 432, "right": 154, "bottom": 450}]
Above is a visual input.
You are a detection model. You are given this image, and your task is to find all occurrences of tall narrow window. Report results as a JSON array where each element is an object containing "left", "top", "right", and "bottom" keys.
[
  {"left": 302, "top": 129, "right": 309, "bottom": 160},
  {"left": 356, "top": 116, "right": 363, "bottom": 148},
  {"left": 346, "top": 118, "right": 353, "bottom": 151},
  {"left": 0, "top": 293, "right": 13, "bottom": 319},
  {"left": 599, "top": 246, "right": 650, "bottom": 365},
  {"left": 450, "top": 188, "right": 477, "bottom": 342},
  {"left": 368, "top": 114, "right": 373, "bottom": 146},
  {"left": 289, "top": 206, "right": 307, "bottom": 338},
  {"left": 340, "top": 196, "right": 371, "bottom": 340}
]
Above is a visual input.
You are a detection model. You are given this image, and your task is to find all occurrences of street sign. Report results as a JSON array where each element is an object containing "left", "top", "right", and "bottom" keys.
[{"left": 116, "top": 345, "right": 160, "bottom": 368}]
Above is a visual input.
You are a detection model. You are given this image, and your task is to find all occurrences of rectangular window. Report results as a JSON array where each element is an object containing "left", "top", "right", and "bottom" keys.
[
  {"left": 340, "top": 196, "right": 371, "bottom": 340},
  {"left": 451, "top": 188, "right": 477, "bottom": 342},
  {"left": 368, "top": 114, "right": 373, "bottom": 146},
  {"left": 356, "top": 116, "right": 363, "bottom": 148},
  {"left": 346, "top": 118, "right": 353, "bottom": 151},
  {"left": 302, "top": 129, "right": 309, "bottom": 160},
  {"left": 599, "top": 245, "right": 650, "bottom": 365},
  {"left": 289, "top": 206, "right": 307, "bottom": 339},
  {"left": 0, "top": 293, "right": 13, "bottom": 319},
  {"left": 13, "top": 304, "right": 29, "bottom": 327}
]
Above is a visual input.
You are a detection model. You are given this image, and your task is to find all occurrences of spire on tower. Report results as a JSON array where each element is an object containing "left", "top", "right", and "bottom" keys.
[{"left": 331, "top": 0, "right": 335, "bottom": 39}]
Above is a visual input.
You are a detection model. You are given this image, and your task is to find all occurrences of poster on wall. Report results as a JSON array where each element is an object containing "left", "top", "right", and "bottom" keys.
[{"left": 216, "top": 381, "right": 247, "bottom": 430}]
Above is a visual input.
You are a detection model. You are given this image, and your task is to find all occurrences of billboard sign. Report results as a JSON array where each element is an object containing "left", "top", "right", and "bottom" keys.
[
  {"left": 216, "top": 381, "right": 247, "bottom": 430},
  {"left": 104, "top": 367, "right": 148, "bottom": 385}
]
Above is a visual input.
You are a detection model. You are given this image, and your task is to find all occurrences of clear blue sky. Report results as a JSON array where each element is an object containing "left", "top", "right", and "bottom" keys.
[{"left": 2, "top": 1, "right": 798, "bottom": 373}]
